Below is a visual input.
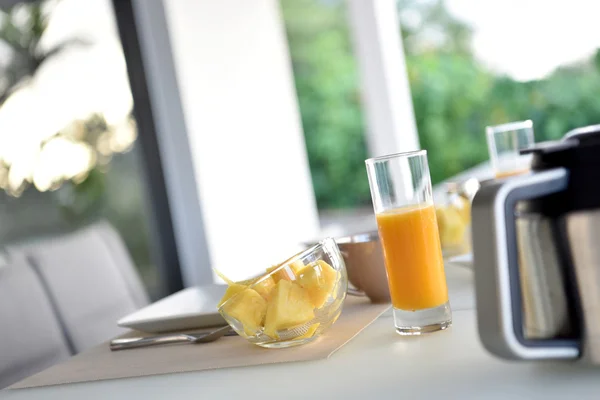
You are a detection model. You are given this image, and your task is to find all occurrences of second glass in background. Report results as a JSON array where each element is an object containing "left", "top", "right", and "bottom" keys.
[
  {"left": 486, "top": 120, "right": 535, "bottom": 179},
  {"left": 365, "top": 150, "right": 451, "bottom": 335}
]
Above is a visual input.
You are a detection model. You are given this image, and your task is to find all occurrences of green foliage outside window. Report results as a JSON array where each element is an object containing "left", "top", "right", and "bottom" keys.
[{"left": 281, "top": 0, "right": 600, "bottom": 209}]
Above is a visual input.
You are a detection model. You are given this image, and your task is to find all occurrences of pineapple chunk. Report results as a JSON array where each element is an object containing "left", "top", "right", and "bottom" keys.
[
  {"left": 221, "top": 288, "right": 267, "bottom": 336},
  {"left": 289, "top": 259, "right": 305, "bottom": 275},
  {"left": 265, "top": 259, "right": 304, "bottom": 282},
  {"left": 251, "top": 276, "right": 276, "bottom": 301},
  {"left": 264, "top": 280, "right": 315, "bottom": 338},
  {"left": 297, "top": 260, "right": 339, "bottom": 308},
  {"left": 266, "top": 265, "right": 293, "bottom": 282},
  {"left": 217, "top": 283, "right": 246, "bottom": 308},
  {"left": 436, "top": 206, "right": 466, "bottom": 247},
  {"left": 216, "top": 267, "right": 276, "bottom": 304},
  {"left": 456, "top": 197, "right": 471, "bottom": 225}
]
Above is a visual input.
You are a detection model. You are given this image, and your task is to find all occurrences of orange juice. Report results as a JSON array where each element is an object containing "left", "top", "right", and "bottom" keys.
[
  {"left": 376, "top": 204, "right": 448, "bottom": 311},
  {"left": 495, "top": 168, "right": 529, "bottom": 179}
]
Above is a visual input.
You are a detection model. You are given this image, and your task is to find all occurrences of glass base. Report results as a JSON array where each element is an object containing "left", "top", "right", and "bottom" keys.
[
  {"left": 393, "top": 301, "right": 452, "bottom": 335},
  {"left": 256, "top": 336, "right": 317, "bottom": 348}
]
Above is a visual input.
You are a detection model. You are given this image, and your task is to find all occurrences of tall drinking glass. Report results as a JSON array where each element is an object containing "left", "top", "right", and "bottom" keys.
[
  {"left": 365, "top": 150, "right": 452, "bottom": 335},
  {"left": 486, "top": 120, "right": 535, "bottom": 179}
]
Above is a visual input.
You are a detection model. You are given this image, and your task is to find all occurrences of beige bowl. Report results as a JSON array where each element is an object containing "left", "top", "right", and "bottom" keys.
[{"left": 336, "top": 232, "right": 390, "bottom": 303}]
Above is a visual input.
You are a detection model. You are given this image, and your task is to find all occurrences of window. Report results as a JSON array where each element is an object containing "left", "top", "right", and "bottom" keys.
[
  {"left": 0, "top": 0, "right": 167, "bottom": 299},
  {"left": 282, "top": 0, "right": 600, "bottom": 211}
]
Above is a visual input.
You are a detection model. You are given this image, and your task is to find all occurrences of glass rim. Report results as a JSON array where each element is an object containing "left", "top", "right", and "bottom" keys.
[
  {"left": 486, "top": 120, "right": 533, "bottom": 137},
  {"left": 365, "top": 149, "right": 427, "bottom": 165}
]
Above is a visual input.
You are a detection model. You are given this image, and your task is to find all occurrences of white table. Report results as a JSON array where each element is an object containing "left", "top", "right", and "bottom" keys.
[{"left": 5, "top": 267, "right": 600, "bottom": 399}]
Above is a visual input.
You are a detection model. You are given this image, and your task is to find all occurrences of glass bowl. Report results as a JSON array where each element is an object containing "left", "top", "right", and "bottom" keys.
[{"left": 218, "top": 237, "right": 348, "bottom": 348}]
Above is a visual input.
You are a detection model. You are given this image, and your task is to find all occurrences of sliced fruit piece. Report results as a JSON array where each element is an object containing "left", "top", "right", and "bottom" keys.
[
  {"left": 288, "top": 259, "right": 305, "bottom": 275},
  {"left": 297, "top": 260, "right": 339, "bottom": 308},
  {"left": 234, "top": 277, "right": 256, "bottom": 286},
  {"left": 263, "top": 280, "right": 315, "bottom": 338},
  {"left": 456, "top": 197, "right": 472, "bottom": 224},
  {"left": 436, "top": 206, "right": 466, "bottom": 247},
  {"left": 214, "top": 268, "right": 236, "bottom": 285},
  {"left": 251, "top": 276, "right": 276, "bottom": 301},
  {"left": 266, "top": 265, "right": 291, "bottom": 282},
  {"left": 217, "top": 282, "right": 246, "bottom": 308},
  {"left": 221, "top": 288, "right": 267, "bottom": 336},
  {"left": 265, "top": 257, "right": 306, "bottom": 282},
  {"left": 266, "top": 264, "right": 295, "bottom": 282}
]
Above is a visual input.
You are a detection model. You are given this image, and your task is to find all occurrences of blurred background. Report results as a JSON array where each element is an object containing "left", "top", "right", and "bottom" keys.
[
  {"left": 0, "top": 0, "right": 158, "bottom": 291},
  {"left": 284, "top": 0, "right": 600, "bottom": 205},
  {"left": 0, "top": 0, "right": 599, "bottom": 300}
]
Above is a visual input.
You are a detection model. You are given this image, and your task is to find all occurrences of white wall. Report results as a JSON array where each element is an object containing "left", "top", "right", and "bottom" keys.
[{"left": 163, "top": 0, "right": 319, "bottom": 281}]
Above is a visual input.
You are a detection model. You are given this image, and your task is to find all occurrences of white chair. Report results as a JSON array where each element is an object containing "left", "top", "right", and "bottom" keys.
[
  {"left": 0, "top": 221, "right": 150, "bottom": 388},
  {"left": 11, "top": 221, "right": 150, "bottom": 353},
  {"left": 0, "top": 252, "right": 71, "bottom": 388}
]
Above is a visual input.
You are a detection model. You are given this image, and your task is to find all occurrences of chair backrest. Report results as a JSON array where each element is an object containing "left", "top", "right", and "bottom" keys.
[
  {"left": 9, "top": 220, "right": 150, "bottom": 353},
  {"left": 0, "top": 252, "right": 71, "bottom": 389}
]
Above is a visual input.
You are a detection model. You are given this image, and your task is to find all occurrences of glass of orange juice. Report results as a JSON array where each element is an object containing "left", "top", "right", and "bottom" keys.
[
  {"left": 365, "top": 150, "right": 451, "bottom": 335},
  {"left": 486, "top": 120, "right": 535, "bottom": 179}
]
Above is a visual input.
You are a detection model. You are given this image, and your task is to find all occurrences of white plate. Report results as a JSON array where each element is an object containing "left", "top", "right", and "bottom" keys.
[
  {"left": 446, "top": 253, "right": 474, "bottom": 269},
  {"left": 117, "top": 284, "right": 228, "bottom": 333}
]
